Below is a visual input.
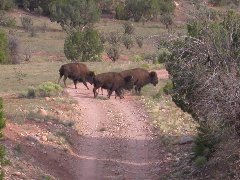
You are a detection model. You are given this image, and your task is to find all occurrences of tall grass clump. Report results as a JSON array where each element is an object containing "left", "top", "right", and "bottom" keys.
[{"left": 0, "top": 29, "right": 10, "bottom": 64}]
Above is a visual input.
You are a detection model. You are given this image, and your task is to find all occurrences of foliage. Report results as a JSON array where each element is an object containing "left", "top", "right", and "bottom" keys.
[
  {"left": 156, "top": 48, "right": 171, "bottom": 63},
  {"left": 64, "top": 29, "right": 103, "bottom": 61},
  {"left": 0, "top": 30, "right": 10, "bottom": 64},
  {"left": 8, "top": 34, "right": 21, "bottom": 64},
  {"left": 0, "top": 0, "right": 15, "bottom": 10},
  {"left": 49, "top": 0, "right": 100, "bottom": 32},
  {"left": 106, "top": 32, "right": 121, "bottom": 45},
  {"left": 21, "top": 16, "right": 33, "bottom": 32},
  {"left": 162, "top": 80, "right": 173, "bottom": 95},
  {"left": 116, "top": 0, "right": 175, "bottom": 22},
  {"left": 21, "top": 82, "right": 63, "bottom": 98},
  {"left": 0, "top": 98, "right": 6, "bottom": 137},
  {"left": 122, "top": 21, "right": 135, "bottom": 35},
  {"left": 193, "top": 125, "right": 220, "bottom": 163},
  {"left": 122, "top": 34, "right": 134, "bottom": 49},
  {"left": 107, "top": 46, "right": 119, "bottom": 62},
  {"left": 160, "top": 13, "right": 173, "bottom": 32},
  {"left": 208, "top": 0, "right": 240, "bottom": 6},
  {"left": 164, "top": 9, "right": 240, "bottom": 162},
  {"left": 135, "top": 35, "right": 144, "bottom": 48},
  {"left": 115, "top": 3, "right": 127, "bottom": 20},
  {"left": 15, "top": 0, "right": 54, "bottom": 15},
  {"left": 131, "top": 55, "right": 144, "bottom": 62},
  {"left": 0, "top": 11, "right": 16, "bottom": 27},
  {"left": 0, "top": 98, "right": 8, "bottom": 179}
]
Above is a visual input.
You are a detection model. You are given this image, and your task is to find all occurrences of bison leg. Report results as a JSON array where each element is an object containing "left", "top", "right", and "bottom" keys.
[
  {"left": 108, "top": 90, "right": 113, "bottom": 99},
  {"left": 83, "top": 81, "right": 89, "bottom": 90},
  {"left": 73, "top": 80, "right": 78, "bottom": 89},
  {"left": 93, "top": 87, "right": 99, "bottom": 98},
  {"left": 63, "top": 76, "right": 67, "bottom": 88}
]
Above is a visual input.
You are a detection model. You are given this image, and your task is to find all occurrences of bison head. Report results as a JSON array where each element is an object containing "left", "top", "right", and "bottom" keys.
[
  {"left": 149, "top": 71, "right": 158, "bottom": 86},
  {"left": 124, "top": 75, "right": 134, "bottom": 90},
  {"left": 86, "top": 71, "right": 95, "bottom": 85}
]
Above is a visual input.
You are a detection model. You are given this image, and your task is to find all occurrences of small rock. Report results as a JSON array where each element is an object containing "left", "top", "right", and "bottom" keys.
[
  {"left": 26, "top": 135, "right": 40, "bottom": 144},
  {"left": 45, "top": 97, "right": 50, "bottom": 101},
  {"left": 42, "top": 136, "right": 48, "bottom": 141},
  {"left": 38, "top": 109, "right": 48, "bottom": 116},
  {"left": 179, "top": 135, "right": 194, "bottom": 145},
  {"left": 12, "top": 171, "right": 24, "bottom": 177}
]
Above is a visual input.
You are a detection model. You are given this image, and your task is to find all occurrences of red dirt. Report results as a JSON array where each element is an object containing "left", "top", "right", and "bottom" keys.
[
  {"left": 63, "top": 84, "right": 165, "bottom": 179},
  {"left": 2, "top": 70, "right": 170, "bottom": 179}
]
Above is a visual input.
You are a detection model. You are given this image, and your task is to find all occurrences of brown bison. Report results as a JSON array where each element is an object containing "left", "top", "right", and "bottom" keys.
[
  {"left": 58, "top": 63, "right": 95, "bottom": 89},
  {"left": 119, "top": 68, "right": 158, "bottom": 94},
  {"left": 93, "top": 72, "right": 134, "bottom": 99}
]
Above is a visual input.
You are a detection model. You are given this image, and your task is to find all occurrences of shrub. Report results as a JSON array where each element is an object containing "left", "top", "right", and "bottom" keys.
[
  {"left": 0, "top": 11, "right": 16, "bottom": 27},
  {"left": 21, "top": 16, "right": 33, "bottom": 32},
  {"left": 165, "top": 9, "right": 240, "bottom": 165},
  {"left": 21, "top": 82, "right": 63, "bottom": 98},
  {"left": 156, "top": 48, "right": 171, "bottom": 63},
  {"left": 135, "top": 35, "right": 143, "bottom": 48},
  {"left": 131, "top": 55, "right": 143, "bottom": 62},
  {"left": 99, "top": 33, "right": 107, "bottom": 44},
  {"left": 8, "top": 34, "right": 21, "bottom": 64},
  {"left": 162, "top": 80, "right": 173, "bottom": 95},
  {"left": 0, "top": 0, "right": 15, "bottom": 10},
  {"left": 0, "top": 30, "right": 10, "bottom": 64},
  {"left": 122, "top": 34, "right": 134, "bottom": 49},
  {"left": 39, "top": 22, "right": 48, "bottom": 33},
  {"left": 115, "top": 3, "right": 127, "bottom": 20},
  {"left": 107, "top": 32, "right": 121, "bottom": 45},
  {"left": 0, "top": 98, "right": 6, "bottom": 138},
  {"left": 107, "top": 46, "right": 119, "bottom": 62},
  {"left": 123, "top": 21, "right": 135, "bottom": 35},
  {"left": 64, "top": 29, "right": 103, "bottom": 61}
]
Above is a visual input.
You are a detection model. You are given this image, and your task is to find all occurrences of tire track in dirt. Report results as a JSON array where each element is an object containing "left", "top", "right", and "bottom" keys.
[{"left": 64, "top": 69, "right": 168, "bottom": 179}]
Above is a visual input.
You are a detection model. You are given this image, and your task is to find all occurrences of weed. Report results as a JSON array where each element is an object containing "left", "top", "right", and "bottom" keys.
[
  {"left": 20, "top": 82, "right": 63, "bottom": 98},
  {"left": 55, "top": 131, "right": 71, "bottom": 145},
  {"left": 21, "top": 16, "right": 33, "bottom": 32},
  {"left": 194, "top": 156, "right": 207, "bottom": 167}
]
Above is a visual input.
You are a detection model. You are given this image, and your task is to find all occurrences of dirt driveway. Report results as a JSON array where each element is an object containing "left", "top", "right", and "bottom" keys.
[{"left": 62, "top": 69, "right": 169, "bottom": 179}]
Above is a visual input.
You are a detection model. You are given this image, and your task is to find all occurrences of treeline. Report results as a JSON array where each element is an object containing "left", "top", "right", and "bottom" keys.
[{"left": 0, "top": 0, "right": 175, "bottom": 22}]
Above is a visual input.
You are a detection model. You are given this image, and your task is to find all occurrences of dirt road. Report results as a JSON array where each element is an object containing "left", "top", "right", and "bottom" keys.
[{"left": 63, "top": 70, "right": 168, "bottom": 179}]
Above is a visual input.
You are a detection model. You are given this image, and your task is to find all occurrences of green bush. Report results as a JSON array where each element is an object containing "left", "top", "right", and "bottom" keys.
[
  {"left": 131, "top": 55, "right": 143, "bottom": 62},
  {"left": 123, "top": 21, "right": 135, "bottom": 35},
  {"left": 64, "top": 29, "right": 103, "bottom": 61},
  {"left": 0, "top": 0, "right": 15, "bottom": 10},
  {"left": 163, "top": 80, "right": 173, "bottom": 95},
  {"left": 115, "top": 3, "right": 127, "bottom": 20},
  {"left": 122, "top": 34, "right": 134, "bottom": 49},
  {"left": 21, "top": 82, "right": 63, "bottom": 98},
  {"left": 0, "top": 30, "right": 10, "bottom": 64},
  {"left": 156, "top": 48, "right": 171, "bottom": 63},
  {"left": 0, "top": 11, "right": 16, "bottom": 27},
  {"left": 107, "top": 46, "right": 119, "bottom": 62}
]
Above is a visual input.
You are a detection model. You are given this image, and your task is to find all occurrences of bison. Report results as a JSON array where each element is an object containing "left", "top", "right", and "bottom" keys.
[
  {"left": 119, "top": 68, "right": 158, "bottom": 94},
  {"left": 58, "top": 63, "right": 95, "bottom": 89},
  {"left": 93, "top": 72, "right": 134, "bottom": 99}
]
